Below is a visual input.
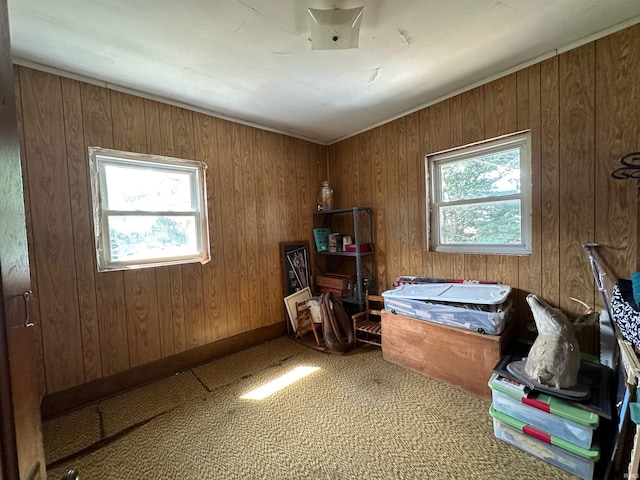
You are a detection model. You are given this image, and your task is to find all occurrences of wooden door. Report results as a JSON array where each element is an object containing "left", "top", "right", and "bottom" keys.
[{"left": 0, "top": 0, "right": 46, "bottom": 478}]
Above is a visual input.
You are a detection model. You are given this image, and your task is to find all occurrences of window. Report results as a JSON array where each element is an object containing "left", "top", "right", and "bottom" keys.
[
  {"left": 89, "top": 147, "right": 210, "bottom": 271},
  {"left": 427, "top": 131, "right": 531, "bottom": 255}
]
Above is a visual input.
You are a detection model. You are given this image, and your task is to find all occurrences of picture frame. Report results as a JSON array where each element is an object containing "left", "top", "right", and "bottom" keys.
[
  {"left": 279, "top": 241, "right": 311, "bottom": 297},
  {"left": 283, "top": 287, "right": 312, "bottom": 332}
]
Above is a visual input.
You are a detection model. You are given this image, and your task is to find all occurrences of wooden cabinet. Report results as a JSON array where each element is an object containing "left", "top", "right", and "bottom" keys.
[{"left": 381, "top": 310, "right": 514, "bottom": 400}]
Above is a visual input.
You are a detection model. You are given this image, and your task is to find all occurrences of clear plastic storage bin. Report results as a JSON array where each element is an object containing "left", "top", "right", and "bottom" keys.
[
  {"left": 382, "top": 296, "right": 511, "bottom": 334},
  {"left": 492, "top": 389, "right": 596, "bottom": 449},
  {"left": 490, "top": 407, "right": 599, "bottom": 480},
  {"left": 382, "top": 283, "right": 512, "bottom": 334},
  {"left": 488, "top": 373, "right": 599, "bottom": 450}
]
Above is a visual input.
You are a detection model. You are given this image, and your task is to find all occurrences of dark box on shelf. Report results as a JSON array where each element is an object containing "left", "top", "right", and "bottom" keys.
[
  {"left": 316, "top": 273, "right": 352, "bottom": 290},
  {"left": 345, "top": 243, "right": 371, "bottom": 253}
]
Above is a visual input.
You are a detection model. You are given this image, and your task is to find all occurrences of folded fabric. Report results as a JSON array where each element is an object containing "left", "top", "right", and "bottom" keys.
[{"left": 610, "top": 278, "right": 640, "bottom": 351}]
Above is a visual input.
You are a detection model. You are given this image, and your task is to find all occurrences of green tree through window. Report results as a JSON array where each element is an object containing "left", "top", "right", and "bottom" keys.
[{"left": 428, "top": 132, "right": 531, "bottom": 254}]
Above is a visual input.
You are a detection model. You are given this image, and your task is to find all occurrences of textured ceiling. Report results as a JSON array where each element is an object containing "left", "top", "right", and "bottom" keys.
[{"left": 7, "top": 0, "right": 640, "bottom": 144}]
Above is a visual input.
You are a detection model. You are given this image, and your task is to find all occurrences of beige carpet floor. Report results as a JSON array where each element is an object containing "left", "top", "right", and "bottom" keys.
[{"left": 44, "top": 337, "right": 577, "bottom": 479}]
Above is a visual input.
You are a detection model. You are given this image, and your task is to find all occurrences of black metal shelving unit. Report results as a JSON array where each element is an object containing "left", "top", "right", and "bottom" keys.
[{"left": 313, "top": 206, "right": 375, "bottom": 312}]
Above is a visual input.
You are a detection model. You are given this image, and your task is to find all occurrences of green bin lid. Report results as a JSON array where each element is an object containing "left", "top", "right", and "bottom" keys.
[
  {"left": 489, "top": 406, "right": 600, "bottom": 460},
  {"left": 488, "top": 373, "right": 599, "bottom": 427}
]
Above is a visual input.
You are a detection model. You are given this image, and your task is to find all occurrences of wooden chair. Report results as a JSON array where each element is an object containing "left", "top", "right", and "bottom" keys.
[
  {"left": 295, "top": 300, "right": 322, "bottom": 345},
  {"left": 352, "top": 293, "right": 384, "bottom": 347}
]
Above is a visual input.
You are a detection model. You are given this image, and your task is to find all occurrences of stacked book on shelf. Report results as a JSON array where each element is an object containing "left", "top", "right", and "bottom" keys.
[{"left": 488, "top": 356, "right": 612, "bottom": 480}]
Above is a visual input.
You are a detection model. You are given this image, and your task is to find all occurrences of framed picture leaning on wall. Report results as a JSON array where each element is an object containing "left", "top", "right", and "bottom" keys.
[{"left": 280, "top": 241, "right": 311, "bottom": 297}]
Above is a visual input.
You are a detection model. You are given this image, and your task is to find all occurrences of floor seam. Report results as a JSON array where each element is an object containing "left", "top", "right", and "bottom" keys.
[{"left": 46, "top": 408, "right": 175, "bottom": 471}]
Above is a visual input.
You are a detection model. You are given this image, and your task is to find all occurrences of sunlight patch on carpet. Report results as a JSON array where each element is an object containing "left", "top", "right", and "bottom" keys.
[{"left": 240, "top": 366, "right": 320, "bottom": 400}]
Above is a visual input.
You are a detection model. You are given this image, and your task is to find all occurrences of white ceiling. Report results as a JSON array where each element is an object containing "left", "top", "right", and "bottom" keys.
[{"left": 7, "top": 0, "right": 640, "bottom": 145}]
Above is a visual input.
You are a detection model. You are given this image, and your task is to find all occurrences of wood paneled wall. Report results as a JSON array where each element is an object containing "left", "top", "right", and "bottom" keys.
[
  {"left": 329, "top": 24, "right": 640, "bottom": 351},
  {"left": 13, "top": 23, "right": 640, "bottom": 394},
  {"left": 14, "top": 66, "right": 326, "bottom": 394}
]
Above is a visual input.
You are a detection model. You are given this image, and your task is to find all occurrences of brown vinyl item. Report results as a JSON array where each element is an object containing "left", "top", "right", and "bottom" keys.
[{"left": 352, "top": 294, "right": 384, "bottom": 347}]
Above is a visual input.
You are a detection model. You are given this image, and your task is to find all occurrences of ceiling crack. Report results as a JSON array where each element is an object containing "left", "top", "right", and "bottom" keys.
[
  {"left": 236, "top": 0, "right": 261, "bottom": 16},
  {"left": 369, "top": 67, "right": 382, "bottom": 83},
  {"left": 398, "top": 29, "right": 411, "bottom": 47},
  {"left": 234, "top": 17, "right": 247, "bottom": 32}
]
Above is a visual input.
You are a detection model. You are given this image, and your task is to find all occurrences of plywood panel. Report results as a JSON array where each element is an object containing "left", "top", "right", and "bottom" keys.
[
  {"left": 460, "top": 87, "right": 487, "bottom": 281},
  {"left": 595, "top": 25, "right": 639, "bottom": 298},
  {"left": 450, "top": 95, "right": 463, "bottom": 147},
  {"left": 484, "top": 74, "right": 518, "bottom": 138},
  {"left": 517, "top": 64, "right": 543, "bottom": 336},
  {"left": 539, "top": 56, "right": 561, "bottom": 306},
  {"left": 230, "top": 123, "right": 250, "bottom": 334},
  {"left": 559, "top": 43, "right": 597, "bottom": 324},
  {"left": 326, "top": 143, "right": 339, "bottom": 208},
  {"left": 333, "top": 140, "right": 353, "bottom": 235},
  {"left": 253, "top": 128, "right": 271, "bottom": 327},
  {"left": 20, "top": 68, "right": 85, "bottom": 391},
  {"left": 263, "top": 131, "right": 286, "bottom": 323},
  {"left": 386, "top": 121, "right": 401, "bottom": 284},
  {"left": 60, "top": 77, "right": 102, "bottom": 381},
  {"left": 427, "top": 100, "right": 456, "bottom": 279},
  {"left": 461, "top": 87, "right": 485, "bottom": 144},
  {"left": 371, "top": 125, "right": 388, "bottom": 291},
  {"left": 169, "top": 265, "right": 186, "bottom": 352},
  {"left": 405, "top": 112, "right": 422, "bottom": 276},
  {"left": 111, "top": 91, "right": 163, "bottom": 367},
  {"left": 95, "top": 270, "right": 130, "bottom": 376},
  {"left": 283, "top": 137, "right": 298, "bottom": 240},
  {"left": 216, "top": 119, "right": 241, "bottom": 336},
  {"left": 418, "top": 108, "right": 432, "bottom": 279},
  {"left": 358, "top": 130, "right": 373, "bottom": 215},
  {"left": 447, "top": 97, "right": 466, "bottom": 281},
  {"left": 484, "top": 74, "right": 519, "bottom": 288},
  {"left": 172, "top": 107, "right": 206, "bottom": 349},
  {"left": 239, "top": 124, "right": 263, "bottom": 331},
  {"left": 80, "top": 82, "right": 130, "bottom": 377},
  {"left": 155, "top": 103, "right": 186, "bottom": 354},
  {"left": 143, "top": 99, "right": 175, "bottom": 358},
  {"left": 443, "top": 103, "right": 466, "bottom": 281},
  {"left": 349, "top": 136, "right": 362, "bottom": 211},
  {"left": 295, "top": 139, "right": 314, "bottom": 269},
  {"left": 194, "top": 113, "right": 228, "bottom": 343},
  {"left": 398, "top": 117, "right": 411, "bottom": 277}
]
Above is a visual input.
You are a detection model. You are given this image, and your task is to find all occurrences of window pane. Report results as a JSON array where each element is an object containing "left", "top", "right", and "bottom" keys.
[
  {"left": 439, "top": 200, "right": 521, "bottom": 245},
  {"left": 108, "top": 215, "right": 199, "bottom": 262},
  {"left": 440, "top": 148, "right": 520, "bottom": 202},
  {"left": 104, "top": 164, "right": 194, "bottom": 211}
]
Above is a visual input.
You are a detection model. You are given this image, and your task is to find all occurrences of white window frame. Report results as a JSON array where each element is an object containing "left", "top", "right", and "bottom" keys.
[
  {"left": 426, "top": 131, "right": 532, "bottom": 255},
  {"left": 89, "top": 146, "right": 210, "bottom": 272}
]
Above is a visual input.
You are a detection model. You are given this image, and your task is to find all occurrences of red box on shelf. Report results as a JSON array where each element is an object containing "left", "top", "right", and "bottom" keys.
[{"left": 344, "top": 243, "right": 371, "bottom": 253}]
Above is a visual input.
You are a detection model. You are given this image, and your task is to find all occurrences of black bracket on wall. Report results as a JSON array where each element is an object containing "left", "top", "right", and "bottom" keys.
[{"left": 611, "top": 152, "right": 640, "bottom": 187}]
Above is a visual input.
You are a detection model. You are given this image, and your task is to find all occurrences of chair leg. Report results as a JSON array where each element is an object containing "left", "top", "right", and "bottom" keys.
[{"left": 310, "top": 322, "right": 321, "bottom": 345}]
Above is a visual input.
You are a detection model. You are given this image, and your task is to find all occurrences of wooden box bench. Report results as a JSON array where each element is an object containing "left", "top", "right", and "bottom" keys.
[{"left": 381, "top": 310, "right": 514, "bottom": 400}]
